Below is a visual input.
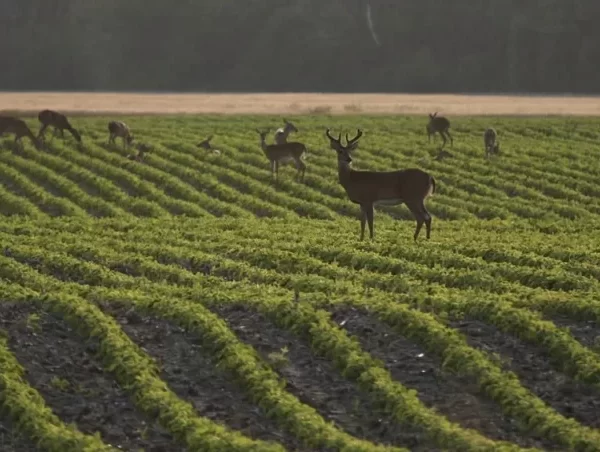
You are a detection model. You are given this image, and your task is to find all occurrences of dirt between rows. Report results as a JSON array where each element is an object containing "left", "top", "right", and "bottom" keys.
[
  {"left": 449, "top": 318, "right": 600, "bottom": 431},
  {"left": 2, "top": 92, "right": 600, "bottom": 116},
  {"left": 0, "top": 417, "right": 35, "bottom": 452},
  {"left": 0, "top": 302, "right": 177, "bottom": 451},
  {"left": 327, "top": 306, "right": 554, "bottom": 450}
]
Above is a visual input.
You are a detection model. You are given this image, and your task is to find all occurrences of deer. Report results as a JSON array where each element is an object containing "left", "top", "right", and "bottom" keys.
[
  {"left": 484, "top": 127, "right": 500, "bottom": 159},
  {"left": 0, "top": 116, "right": 42, "bottom": 150},
  {"left": 326, "top": 128, "right": 436, "bottom": 241},
  {"left": 197, "top": 135, "right": 221, "bottom": 154},
  {"left": 256, "top": 128, "right": 307, "bottom": 182},
  {"left": 108, "top": 121, "right": 134, "bottom": 148},
  {"left": 274, "top": 118, "right": 298, "bottom": 145},
  {"left": 426, "top": 112, "right": 453, "bottom": 148},
  {"left": 127, "top": 143, "right": 152, "bottom": 162},
  {"left": 37, "top": 109, "right": 81, "bottom": 143}
]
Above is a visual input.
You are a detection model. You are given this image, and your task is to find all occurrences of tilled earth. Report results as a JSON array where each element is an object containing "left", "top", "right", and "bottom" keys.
[{"left": 0, "top": 302, "right": 176, "bottom": 451}]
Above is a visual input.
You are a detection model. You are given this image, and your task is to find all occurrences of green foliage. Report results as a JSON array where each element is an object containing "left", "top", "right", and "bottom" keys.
[
  {"left": 0, "top": 114, "right": 600, "bottom": 451},
  {"left": 2, "top": 0, "right": 599, "bottom": 92}
]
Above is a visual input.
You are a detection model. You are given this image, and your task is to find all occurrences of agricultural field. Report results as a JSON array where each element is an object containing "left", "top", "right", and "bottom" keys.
[{"left": 0, "top": 110, "right": 600, "bottom": 452}]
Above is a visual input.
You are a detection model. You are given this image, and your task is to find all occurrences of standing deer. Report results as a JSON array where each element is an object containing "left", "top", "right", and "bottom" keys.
[
  {"left": 426, "top": 112, "right": 453, "bottom": 148},
  {"left": 0, "top": 116, "right": 42, "bottom": 150},
  {"left": 108, "top": 121, "right": 134, "bottom": 148},
  {"left": 484, "top": 127, "right": 500, "bottom": 158},
  {"left": 326, "top": 128, "right": 436, "bottom": 241},
  {"left": 256, "top": 128, "right": 307, "bottom": 182},
  {"left": 37, "top": 109, "right": 81, "bottom": 143},
  {"left": 197, "top": 135, "right": 221, "bottom": 154},
  {"left": 274, "top": 118, "right": 298, "bottom": 145}
]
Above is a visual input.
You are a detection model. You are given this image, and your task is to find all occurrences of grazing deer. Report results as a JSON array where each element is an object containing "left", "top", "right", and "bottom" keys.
[
  {"left": 108, "top": 121, "right": 134, "bottom": 148},
  {"left": 484, "top": 127, "right": 500, "bottom": 158},
  {"left": 37, "top": 109, "right": 81, "bottom": 143},
  {"left": 426, "top": 112, "right": 453, "bottom": 148},
  {"left": 197, "top": 135, "right": 221, "bottom": 154},
  {"left": 256, "top": 128, "right": 307, "bottom": 182},
  {"left": 326, "top": 128, "right": 435, "bottom": 241},
  {"left": 274, "top": 118, "right": 298, "bottom": 145},
  {"left": 128, "top": 143, "right": 152, "bottom": 162},
  {"left": 0, "top": 116, "right": 42, "bottom": 150}
]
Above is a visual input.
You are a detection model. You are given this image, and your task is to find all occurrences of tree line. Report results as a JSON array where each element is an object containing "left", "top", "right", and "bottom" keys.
[{"left": 2, "top": 0, "right": 597, "bottom": 94}]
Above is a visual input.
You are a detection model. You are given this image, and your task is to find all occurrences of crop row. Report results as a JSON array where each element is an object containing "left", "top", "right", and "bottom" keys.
[
  {"left": 0, "top": 255, "right": 535, "bottom": 451},
  {"left": 3, "top": 115, "right": 600, "bottom": 223},
  {"left": 1, "top": 231, "right": 600, "bottom": 450}
]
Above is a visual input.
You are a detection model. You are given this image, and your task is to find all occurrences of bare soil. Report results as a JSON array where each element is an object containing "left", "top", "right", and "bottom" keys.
[
  {"left": 212, "top": 303, "right": 430, "bottom": 451},
  {"left": 0, "top": 301, "right": 176, "bottom": 451},
  {"left": 2, "top": 92, "right": 600, "bottom": 116},
  {"left": 101, "top": 302, "right": 304, "bottom": 451},
  {"left": 449, "top": 319, "right": 600, "bottom": 430},
  {"left": 328, "top": 305, "right": 554, "bottom": 450}
]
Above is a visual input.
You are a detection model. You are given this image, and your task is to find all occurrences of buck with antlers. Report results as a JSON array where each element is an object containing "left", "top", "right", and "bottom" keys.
[
  {"left": 326, "top": 128, "right": 436, "bottom": 241},
  {"left": 0, "top": 116, "right": 42, "bottom": 150},
  {"left": 108, "top": 121, "right": 134, "bottom": 148},
  {"left": 38, "top": 109, "right": 82, "bottom": 143},
  {"left": 274, "top": 118, "right": 298, "bottom": 144},
  {"left": 426, "top": 112, "right": 453, "bottom": 148},
  {"left": 197, "top": 135, "right": 221, "bottom": 154},
  {"left": 256, "top": 128, "right": 307, "bottom": 182},
  {"left": 484, "top": 127, "right": 500, "bottom": 159}
]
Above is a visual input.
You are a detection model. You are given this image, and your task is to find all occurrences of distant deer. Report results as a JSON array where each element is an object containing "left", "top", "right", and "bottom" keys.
[
  {"left": 197, "top": 135, "right": 221, "bottom": 154},
  {"left": 108, "top": 121, "right": 134, "bottom": 148},
  {"left": 0, "top": 116, "right": 42, "bottom": 150},
  {"left": 484, "top": 127, "right": 500, "bottom": 158},
  {"left": 426, "top": 112, "right": 453, "bottom": 148},
  {"left": 326, "top": 128, "right": 435, "bottom": 241},
  {"left": 274, "top": 118, "right": 298, "bottom": 145},
  {"left": 37, "top": 109, "right": 81, "bottom": 143},
  {"left": 128, "top": 143, "right": 152, "bottom": 162},
  {"left": 256, "top": 128, "right": 307, "bottom": 182}
]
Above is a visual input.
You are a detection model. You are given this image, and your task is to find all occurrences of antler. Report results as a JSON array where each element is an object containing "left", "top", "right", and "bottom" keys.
[
  {"left": 325, "top": 128, "right": 341, "bottom": 143},
  {"left": 346, "top": 129, "right": 363, "bottom": 145}
]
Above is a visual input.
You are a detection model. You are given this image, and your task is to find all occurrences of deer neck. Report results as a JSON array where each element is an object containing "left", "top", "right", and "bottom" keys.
[{"left": 337, "top": 160, "right": 353, "bottom": 186}]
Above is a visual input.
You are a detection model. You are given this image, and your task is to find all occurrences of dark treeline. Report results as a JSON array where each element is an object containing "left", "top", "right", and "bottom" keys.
[{"left": 2, "top": 0, "right": 597, "bottom": 93}]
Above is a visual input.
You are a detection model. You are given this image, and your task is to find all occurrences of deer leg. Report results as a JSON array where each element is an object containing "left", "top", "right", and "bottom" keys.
[
  {"left": 446, "top": 129, "right": 453, "bottom": 147},
  {"left": 359, "top": 203, "right": 375, "bottom": 239},
  {"left": 359, "top": 205, "right": 368, "bottom": 240},
  {"left": 439, "top": 132, "right": 447, "bottom": 149},
  {"left": 38, "top": 124, "right": 48, "bottom": 139},
  {"left": 296, "top": 159, "right": 306, "bottom": 183},
  {"left": 407, "top": 202, "right": 425, "bottom": 241},
  {"left": 419, "top": 201, "right": 433, "bottom": 239}
]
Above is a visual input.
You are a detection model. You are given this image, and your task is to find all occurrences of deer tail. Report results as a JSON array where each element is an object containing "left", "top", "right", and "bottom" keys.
[{"left": 428, "top": 176, "right": 436, "bottom": 197}]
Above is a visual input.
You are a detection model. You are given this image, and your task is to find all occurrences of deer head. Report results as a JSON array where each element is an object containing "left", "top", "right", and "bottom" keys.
[
  {"left": 282, "top": 118, "right": 298, "bottom": 133},
  {"left": 197, "top": 135, "right": 214, "bottom": 150},
  {"left": 256, "top": 128, "right": 270, "bottom": 140},
  {"left": 326, "top": 128, "right": 363, "bottom": 164}
]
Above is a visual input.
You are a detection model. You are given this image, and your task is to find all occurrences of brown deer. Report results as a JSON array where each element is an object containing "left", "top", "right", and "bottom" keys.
[
  {"left": 256, "top": 128, "right": 307, "bottom": 182},
  {"left": 127, "top": 143, "right": 152, "bottom": 162},
  {"left": 274, "top": 118, "right": 298, "bottom": 144},
  {"left": 197, "top": 135, "right": 221, "bottom": 154},
  {"left": 326, "top": 128, "right": 436, "bottom": 241},
  {"left": 484, "top": 127, "right": 500, "bottom": 158},
  {"left": 108, "top": 121, "right": 134, "bottom": 148},
  {"left": 0, "top": 116, "right": 42, "bottom": 150},
  {"left": 426, "top": 112, "right": 453, "bottom": 148},
  {"left": 37, "top": 109, "right": 81, "bottom": 143}
]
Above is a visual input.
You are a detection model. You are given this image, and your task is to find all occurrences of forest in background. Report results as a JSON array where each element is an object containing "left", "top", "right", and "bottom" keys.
[{"left": 2, "top": 0, "right": 597, "bottom": 93}]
